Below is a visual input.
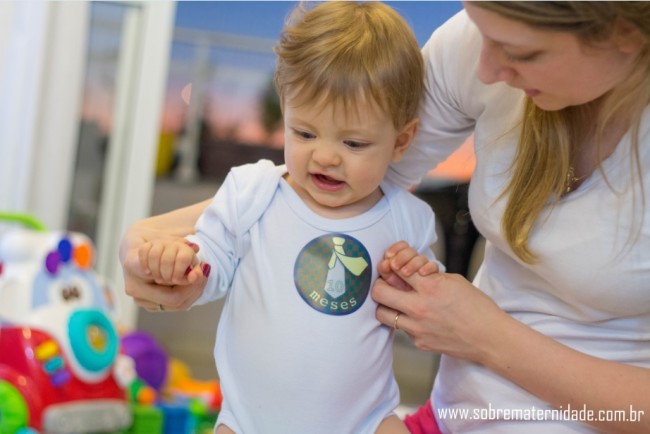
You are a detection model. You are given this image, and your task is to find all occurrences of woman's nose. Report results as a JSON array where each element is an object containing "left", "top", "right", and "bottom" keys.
[{"left": 476, "top": 43, "right": 515, "bottom": 85}]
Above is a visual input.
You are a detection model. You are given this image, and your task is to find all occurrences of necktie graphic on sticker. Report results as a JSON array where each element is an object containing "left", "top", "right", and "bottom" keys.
[{"left": 294, "top": 234, "right": 371, "bottom": 315}]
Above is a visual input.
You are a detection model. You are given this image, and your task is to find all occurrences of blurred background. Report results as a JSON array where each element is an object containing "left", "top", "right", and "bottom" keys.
[{"left": 1, "top": 0, "right": 483, "bottom": 407}]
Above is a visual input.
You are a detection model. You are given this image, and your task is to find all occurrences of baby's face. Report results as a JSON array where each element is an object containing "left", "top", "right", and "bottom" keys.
[{"left": 282, "top": 95, "right": 412, "bottom": 219}]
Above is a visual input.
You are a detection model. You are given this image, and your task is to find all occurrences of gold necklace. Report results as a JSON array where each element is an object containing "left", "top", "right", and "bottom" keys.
[{"left": 565, "top": 166, "right": 584, "bottom": 193}]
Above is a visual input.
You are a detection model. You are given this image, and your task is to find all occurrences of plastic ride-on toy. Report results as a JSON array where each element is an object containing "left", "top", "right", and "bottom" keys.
[{"left": 0, "top": 214, "right": 131, "bottom": 434}]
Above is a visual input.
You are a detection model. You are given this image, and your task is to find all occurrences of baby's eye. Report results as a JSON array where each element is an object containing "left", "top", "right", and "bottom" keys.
[
  {"left": 292, "top": 129, "right": 315, "bottom": 140},
  {"left": 344, "top": 140, "right": 369, "bottom": 150}
]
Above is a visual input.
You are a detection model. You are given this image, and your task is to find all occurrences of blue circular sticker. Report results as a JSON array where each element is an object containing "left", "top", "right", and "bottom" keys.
[{"left": 294, "top": 234, "right": 371, "bottom": 315}]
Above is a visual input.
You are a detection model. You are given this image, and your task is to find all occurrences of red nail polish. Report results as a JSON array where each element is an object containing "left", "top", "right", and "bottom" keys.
[
  {"left": 184, "top": 266, "right": 192, "bottom": 276},
  {"left": 185, "top": 241, "right": 199, "bottom": 251},
  {"left": 201, "top": 263, "right": 211, "bottom": 277}
]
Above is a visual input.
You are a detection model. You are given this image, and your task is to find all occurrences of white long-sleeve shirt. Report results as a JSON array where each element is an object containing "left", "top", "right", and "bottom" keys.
[{"left": 389, "top": 11, "right": 650, "bottom": 434}]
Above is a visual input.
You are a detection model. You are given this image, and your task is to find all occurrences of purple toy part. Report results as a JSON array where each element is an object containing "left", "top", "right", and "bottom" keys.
[
  {"left": 44, "top": 237, "right": 80, "bottom": 275},
  {"left": 45, "top": 251, "right": 61, "bottom": 275},
  {"left": 121, "top": 331, "right": 169, "bottom": 391}
]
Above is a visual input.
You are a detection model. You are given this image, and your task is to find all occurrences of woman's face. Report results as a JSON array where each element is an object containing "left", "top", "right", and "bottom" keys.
[{"left": 464, "top": 2, "right": 639, "bottom": 111}]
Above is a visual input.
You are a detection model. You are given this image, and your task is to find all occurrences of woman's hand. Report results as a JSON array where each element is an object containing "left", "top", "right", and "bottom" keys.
[
  {"left": 373, "top": 242, "right": 507, "bottom": 364},
  {"left": 119, "top": 204, "right": 210, "bottom": 312},
  {"left": 375, "top": 243, "right": 650, "bottom": 434}
]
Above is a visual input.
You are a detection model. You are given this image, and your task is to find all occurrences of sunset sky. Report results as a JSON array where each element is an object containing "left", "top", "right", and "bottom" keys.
[
  {"left": 83, "top": 1, "right": 473, "bottom": 182},
  {"left": 163, "top": 1, "right": 462, "bottom": 134}
]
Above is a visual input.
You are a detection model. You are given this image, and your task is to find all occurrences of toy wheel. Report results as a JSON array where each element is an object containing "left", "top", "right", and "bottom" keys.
[
  {"left": 68, "top": 309, "right": 119, "bottom": 372},
  {"left": 0, "top": 380, "right": 29, "bottom": 434}
]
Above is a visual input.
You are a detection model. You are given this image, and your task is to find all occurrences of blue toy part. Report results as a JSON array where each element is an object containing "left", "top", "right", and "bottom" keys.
[
  {"left": 32, "top": 268, "right": 103, "bottom": 311},
  {"left": 56, "top": 238, "right": 72, "bottom": 263},
  {"left": 68, "top": 309, "right": 119, "bottom": 373},
  {"left": 158, "top": 403, "right": 192, "bottom": 434},
  {"left": 42, "top": 235, "right": 91, "bottom": 277},
  {"left": 15, "top": 429, "right": 39, "bottom": 434}
]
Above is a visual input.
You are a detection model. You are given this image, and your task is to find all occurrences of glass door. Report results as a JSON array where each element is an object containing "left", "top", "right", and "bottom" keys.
[
  {"left": 67, "top": 1, "right": 176, "bottom": 328},
  {"left": 67, "top": 2, "right": 137, "bottom": 240}
]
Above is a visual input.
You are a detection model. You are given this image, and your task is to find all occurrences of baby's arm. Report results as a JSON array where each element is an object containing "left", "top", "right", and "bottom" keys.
[{"left": 138, "top": 238, "right": 204, "bottom": 286}]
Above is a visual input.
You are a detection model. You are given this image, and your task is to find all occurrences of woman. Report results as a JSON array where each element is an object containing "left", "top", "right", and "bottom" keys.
[
  {"left": 120, "top": 2, "right": 649, "bottom": 433},
  {"left": 375, "top": 2, "right": 650, "bottom": 433}
]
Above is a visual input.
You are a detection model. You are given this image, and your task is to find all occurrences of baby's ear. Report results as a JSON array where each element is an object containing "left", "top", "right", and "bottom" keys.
[{"left": 392, "top": 118, "right": 419, "bottom": 162}]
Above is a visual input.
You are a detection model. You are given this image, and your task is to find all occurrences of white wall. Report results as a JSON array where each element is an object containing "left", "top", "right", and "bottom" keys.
[{"left": 0, "top": 2, "right": 88, "bottom": 230}]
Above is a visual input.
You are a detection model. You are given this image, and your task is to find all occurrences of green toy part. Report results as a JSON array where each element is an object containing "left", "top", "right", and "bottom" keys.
[
  {"left": 0, "top": 213, "right": 47, "bottom": 231},
  {"left": 0, "top": 380, "right": 29, "bottom": 434}
]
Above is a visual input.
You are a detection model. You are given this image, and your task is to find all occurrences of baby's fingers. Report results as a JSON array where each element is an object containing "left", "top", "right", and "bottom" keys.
[
  {"left": 418, "top": 261, "right": 439, "bottom": 276},
  {"left": 137, "top": 242, "right": 154, "bottom": 275},
  {"left": 391, "top": 254, "right": 432, "bottom": 277},
  {"left": 144, "top": 242, "right": 167, "bottom": 282},
  {"left": 161, "top": 244, "right": 199, "bottom": 285},
  {"left": 384, "top": 240, "right": 411, "bottom": 260},
  {"left": 157, "top": 244, "right": 183, "bottom": 282},
  {"left": 386, "top": 243, "right": 421, "bottom": 275},
  {"left": 377, "top": 259, "right": 414, "bottom": 292}
]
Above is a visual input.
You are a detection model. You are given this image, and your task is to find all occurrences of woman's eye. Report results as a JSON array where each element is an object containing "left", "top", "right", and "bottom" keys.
[{"left": 504, "top": 51, "right": 539, "bottom": 63}]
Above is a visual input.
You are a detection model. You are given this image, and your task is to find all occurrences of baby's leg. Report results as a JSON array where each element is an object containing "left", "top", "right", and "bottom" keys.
[
  {"left": 376, "top": 414, "right": 410, "bottom": 434},
  {"left": 215, "top": 424, "right": 236, "bottom": 434}
]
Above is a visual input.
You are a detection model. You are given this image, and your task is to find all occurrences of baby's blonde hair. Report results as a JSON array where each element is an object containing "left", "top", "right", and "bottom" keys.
[{"left": 274, "top": 1, "right": 424, "bottom": 129}]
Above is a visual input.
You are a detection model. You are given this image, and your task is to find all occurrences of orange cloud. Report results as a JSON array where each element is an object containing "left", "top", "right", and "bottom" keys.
[{"left": 428, "top": 136, "right": 475, "bottom": 182}]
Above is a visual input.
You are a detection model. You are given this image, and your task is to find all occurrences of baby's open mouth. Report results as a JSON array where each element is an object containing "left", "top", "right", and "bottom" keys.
[
  {"left": 311, "top": 173, "right": 345, "bottom": 191},
  {"left": 314, "top": 173, "right": 341, "bottom": 185}
]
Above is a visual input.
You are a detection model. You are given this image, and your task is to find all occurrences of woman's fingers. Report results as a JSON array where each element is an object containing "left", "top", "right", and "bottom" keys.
[
  {"left": 374, "top": 264, "right": 438, "bottom": 306},
  {"left": 373, "top": 265, "right": 444, "bottom": 337},
  {"left": 131, "top": 281, "right": 203, "bottom": 312},
  {"left": 376, "top": 303, "right": 412, "bottom": 333},
  {"left": 378, "top": 259, "right": 414, "bottom": 291},
  {"left": 372, "top": 276, "right": 420, "bottom": 321}
]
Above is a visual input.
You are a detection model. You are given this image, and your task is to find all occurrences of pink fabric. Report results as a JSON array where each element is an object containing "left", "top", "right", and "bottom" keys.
[{"left": 404, "top": 400, "right": 443, "bottom": 434}]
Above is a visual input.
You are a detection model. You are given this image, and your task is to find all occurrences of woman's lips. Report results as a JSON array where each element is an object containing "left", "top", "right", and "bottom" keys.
[{"left": 524, "top": 88, "right": 541, "bottom": 97}]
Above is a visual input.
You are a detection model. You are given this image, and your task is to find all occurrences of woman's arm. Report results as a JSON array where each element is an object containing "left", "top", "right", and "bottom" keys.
[
  {"left": 119, "top": 199, "right": 211, "bottom": 311},
  {"left": 120, "top": 200, "right": 210, "bottom": 247},
  {"left": 373, "top": 266, "right": 650, "bottom": 434},
  {"left": 484, "top": 299, "right": 649, "bottom": 434}
]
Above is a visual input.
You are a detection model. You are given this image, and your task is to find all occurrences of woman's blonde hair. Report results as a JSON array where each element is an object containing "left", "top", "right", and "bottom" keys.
[
  {"left": 474, "top": 1, "right": 650, "bottom": 263},
  {"left": 274, "top": 1, "right": 424, "bottom": 129}
]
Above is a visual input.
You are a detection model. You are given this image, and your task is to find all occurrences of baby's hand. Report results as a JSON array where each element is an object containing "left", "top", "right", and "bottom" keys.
[
  {"left": 138, "top": 239, "right": 203, "bottom": 286},
  {"left": 382, "top": 240, "right": 439, "bottom": 277}
]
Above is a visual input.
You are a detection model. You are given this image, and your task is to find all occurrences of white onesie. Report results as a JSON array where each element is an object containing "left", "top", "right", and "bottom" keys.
[{"left": 188, "top": 160, "right": 441, "bottom": 434}]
